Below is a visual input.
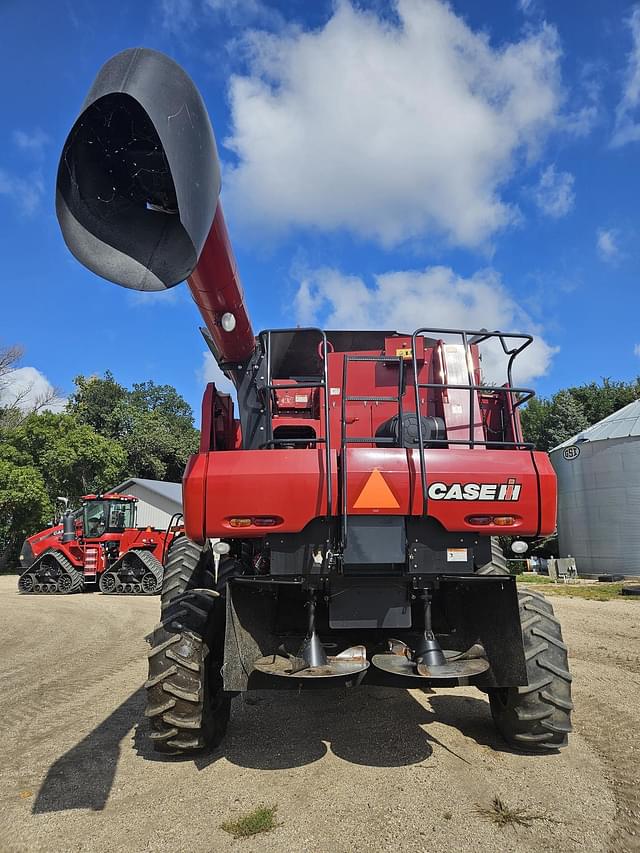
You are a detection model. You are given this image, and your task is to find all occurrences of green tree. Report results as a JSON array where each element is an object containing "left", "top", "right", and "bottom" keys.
[
  {"left": 542, "top": 390, "right": 590, "bottom": 450},
  {"left": 522, "top": 377, "right": 640, "bottom": 451},
  {"left": 0, "top": 459, "right": 52, "bottom": 569},
  {"left": 6, "top": 412, "right": 127, "bottom": 501},
  {"left": 71, "top": 374, "right": 199, "bottom": 481},
  {"left": 520, "top": 397, "right": 551, "bottom": 450},
  {"left": 67, "top": 371, "right": 127, "bottom": 437},
  {"left": 566, "top": 377, "right": 640, "bottom": 425}
]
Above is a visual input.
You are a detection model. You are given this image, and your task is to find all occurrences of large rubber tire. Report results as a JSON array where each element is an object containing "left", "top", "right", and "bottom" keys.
[
  {"left": 476, "top": 538, "right": 510, "bottom": 576},
  {"left": 145, "top": 536, "right": 230, "bottom": 754},
  {"left": 488, "top": 589, "right": 573, "bottom": 751}
]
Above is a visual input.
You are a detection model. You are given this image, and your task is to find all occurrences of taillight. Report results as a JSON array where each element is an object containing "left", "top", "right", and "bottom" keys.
[
  {"left": 252, "top": 517, "right": 279, "bottom": 527},
  {"left": 227, "top": 516, "right": 282, "bottom": 528},
  {"left": 466, "top": 515, "right": 517, "bottom": 527}
]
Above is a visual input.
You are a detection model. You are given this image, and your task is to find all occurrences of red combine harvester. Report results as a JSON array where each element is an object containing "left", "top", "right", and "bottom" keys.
[
  {"left": 18, "top": 494, "right": 175, "bottom": 595},
  {"left": 56, "top": 49, "right": 572, "bottom": 754}
]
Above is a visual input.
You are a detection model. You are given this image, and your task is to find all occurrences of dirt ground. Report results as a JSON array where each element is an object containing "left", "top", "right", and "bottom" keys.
[{"left": 0, "top": 575, "right": 638, "bottom": 853}]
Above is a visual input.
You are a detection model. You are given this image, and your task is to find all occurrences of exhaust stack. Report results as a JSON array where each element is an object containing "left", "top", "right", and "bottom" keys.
[{"left": 56, "top": 47, "right": 255, "bottom": 365}]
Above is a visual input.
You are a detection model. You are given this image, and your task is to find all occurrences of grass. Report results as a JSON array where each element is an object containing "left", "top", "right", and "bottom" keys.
[
  {"left": 220, "top": 805, "right": 279, "bottom": 839},
  {"left": 475, "top": 796, "right": 544, "bottom": 829},
  {"left": 516, "top": 574, "right": 553, "bottom": 584},
  {"left": 522, "top": 581, "right": 640, "bottom": 602}
]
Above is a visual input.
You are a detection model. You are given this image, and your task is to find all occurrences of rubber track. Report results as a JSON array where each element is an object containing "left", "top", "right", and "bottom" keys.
[
  {"left": 489, "top": 589, "right": 573, "bottom": 751},
  {"left": 101, "top": 549, "right": 164, "bottom": 595},
  {"left": 146, "top": 536, "right": 230, "bottom": 754},
  {"left": 18, "top": 549, "right": 84, "bottom": 595}
]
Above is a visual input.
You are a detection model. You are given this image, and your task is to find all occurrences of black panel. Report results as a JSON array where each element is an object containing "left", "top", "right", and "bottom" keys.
[
  {"left": 329, "top": 580, "right": 411, "bottom": 629},
  {"left": 266, "top": 519, "right": 335, "bottom": 575},
  {"left": 406, "top": 518, "right": 478, "bottom": 574},
  {"left": 343, "top": 516, "right": 406, "bottom": 564}
]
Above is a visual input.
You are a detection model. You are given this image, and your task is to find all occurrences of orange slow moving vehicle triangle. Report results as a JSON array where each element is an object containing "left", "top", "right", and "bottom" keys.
[{"left": 353, "top": 468, "right": 400, "bottom": 510}]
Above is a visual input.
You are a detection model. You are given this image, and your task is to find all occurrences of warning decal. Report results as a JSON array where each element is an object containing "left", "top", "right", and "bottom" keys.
[{"left": 353, "top": 468, "right": 400, "bottom": 510}]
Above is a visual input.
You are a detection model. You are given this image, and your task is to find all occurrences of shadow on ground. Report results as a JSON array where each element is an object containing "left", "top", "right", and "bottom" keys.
[
  {"left": 34, "top": 686, "right": 526, "bottom": 814},
  {"left": 33, "top": 687, "right": 145, "bottom": 814}
]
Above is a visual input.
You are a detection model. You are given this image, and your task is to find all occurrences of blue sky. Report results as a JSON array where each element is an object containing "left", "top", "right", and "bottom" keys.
[{"left": 2, "top": 0, "right": 640, "bottom": 421}]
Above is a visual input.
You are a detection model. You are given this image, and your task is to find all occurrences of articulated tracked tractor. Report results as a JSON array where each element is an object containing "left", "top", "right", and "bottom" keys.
[
  {"left": 18, "top": 494, "right": 176, "bottom": 595},
  {"left": 57, "top": 48, "right": 573, "bottom": 754}
]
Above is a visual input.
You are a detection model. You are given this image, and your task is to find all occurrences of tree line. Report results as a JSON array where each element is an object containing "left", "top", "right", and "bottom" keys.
[
  {"left": 0, "top": 345, "right": 199, "bottom": 568},
  {"left": 520, "top": 377, "right": 640, "bottom": 451}
]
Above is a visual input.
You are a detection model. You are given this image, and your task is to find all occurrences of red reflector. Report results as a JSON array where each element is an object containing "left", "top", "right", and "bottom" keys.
[
  {"left": 467, "top": 516, "right": 492, "bottom": 525},
  {"left": 493, "top": 516, "right": 516, "bottom": 526}
]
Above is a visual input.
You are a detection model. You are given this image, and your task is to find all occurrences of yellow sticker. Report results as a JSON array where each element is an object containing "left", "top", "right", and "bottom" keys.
[{"left": 395, "top": 348, "right": 412, "bottom": 359}]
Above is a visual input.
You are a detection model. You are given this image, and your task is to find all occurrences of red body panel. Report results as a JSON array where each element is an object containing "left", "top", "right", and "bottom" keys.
[
  {"left": 196, "top": 449, "right": 337, "bottom": 540},
  {"left": 185, "top": 446, "right": 556, "bottom": 540}
]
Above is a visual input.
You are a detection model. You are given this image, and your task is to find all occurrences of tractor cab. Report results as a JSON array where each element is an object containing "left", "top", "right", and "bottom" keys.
[{"left": 80, "top": 494, "right": 137, "bottom": 539}]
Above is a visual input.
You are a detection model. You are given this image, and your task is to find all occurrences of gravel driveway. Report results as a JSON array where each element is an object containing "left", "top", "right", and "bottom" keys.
[{"left": 0, "top": 576, "right": 637, "bottom": 853}]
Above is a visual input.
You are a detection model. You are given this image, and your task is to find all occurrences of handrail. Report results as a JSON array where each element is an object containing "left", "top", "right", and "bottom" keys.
[
  {"left": 412, "top": 326, "right": 534, "bottom": 515},
  {"left": 259, "top": 327, "right": 333, "bottom": 517}
]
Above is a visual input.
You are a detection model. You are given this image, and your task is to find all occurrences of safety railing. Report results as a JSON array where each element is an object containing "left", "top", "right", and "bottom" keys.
[
  {"left": 259, "top": 328, "right": 333, "bottom": 516},
  {"left": 411, "top": 327, "right": 535, "bottom": 515}
]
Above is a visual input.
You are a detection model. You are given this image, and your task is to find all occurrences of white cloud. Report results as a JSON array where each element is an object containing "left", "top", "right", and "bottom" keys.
[
  {"left": 518, "top": 0, "right": 537, "bottom": 15},
  {"left": 533, "top": 164, "right": 575, "bottom": 218},
  {"left": 159, "top": 0, "right": 196, "bottom": 33},
  {"left": 12, "top": 128, "right": 50, "bottom": 155},
  {"left": 224, "top": 0, "right": 564, "bottom": 249},
  {"left": 0, "top": 367, "right": 66, "bottom": 413},
  {"left": 199, "top": 351, "right": 237, "bottom": 402},
  {"left": 596, "top": 228, "right": 620, "bottom": 262},
  {"left": 612, "top": 5, "right": 640, "bottom": 147},
  {"left": 294, "top": 265, "right": 557, "bottom": 384},
  {"left": 127, "top": 288, "right": 181, "bottom": 307},
  {"left": 204, "top": 0, "right": 281, "bottom": 26},
  {"left": 634, "top": 343, "right": 640, "bottom": 357},
  {"left": 0, "top": 169, "right": 44, "bottom": 216},
  {"left": 160, "top": 0, "right": 278, "bottom": 33}
]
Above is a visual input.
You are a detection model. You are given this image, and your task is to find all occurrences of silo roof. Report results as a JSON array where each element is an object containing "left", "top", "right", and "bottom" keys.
[{"left": 552, "top": 397, "right": 640, "bottom": 450}]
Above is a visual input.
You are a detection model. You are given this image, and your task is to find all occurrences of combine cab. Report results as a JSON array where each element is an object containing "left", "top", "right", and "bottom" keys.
[
  {"left": 18, "top": 494, "right": 174, "bottom": 595},
  {"left": 56, "top": 48, "right": 573, "bottom": 754}
]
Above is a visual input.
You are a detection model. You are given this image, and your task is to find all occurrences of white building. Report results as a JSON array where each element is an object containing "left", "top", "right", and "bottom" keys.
[
  {"left": 110, "top": 478, "right": 182, "bottom": 530},
  {"left": 550, "top": 399, "right": 640, "bottom": 577}
]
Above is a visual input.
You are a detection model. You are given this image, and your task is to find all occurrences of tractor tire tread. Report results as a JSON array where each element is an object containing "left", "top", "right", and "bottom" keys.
[
  {"left": 146, "top": 537, "right": 230, "bottom": 754},
  {"left": 489, "top": 589, "right": 572, "bottom": 752}
]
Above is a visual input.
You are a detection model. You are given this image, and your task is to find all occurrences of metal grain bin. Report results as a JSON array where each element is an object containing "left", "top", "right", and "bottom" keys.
[{"left": 550, "top": 399, "right": 640, "bottom": 576}]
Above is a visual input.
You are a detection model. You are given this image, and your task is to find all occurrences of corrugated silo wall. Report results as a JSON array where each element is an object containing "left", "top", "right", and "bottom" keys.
[{"left": 551, "top": 437, "right": 640, "bottom": 576}]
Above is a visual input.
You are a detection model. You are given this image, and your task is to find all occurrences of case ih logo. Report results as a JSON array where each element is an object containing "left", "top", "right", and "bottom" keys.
[{"left": 428, "top": 478, "right": 522, "bottom": 501}]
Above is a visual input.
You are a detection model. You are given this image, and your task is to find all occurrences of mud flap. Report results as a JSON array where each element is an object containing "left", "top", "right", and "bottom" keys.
[
  {"left": 223, "top": 581, "right": 281, "bottom": 692},
  {"left": 443, "top": 575, "right": 527, "bottom": 687}
]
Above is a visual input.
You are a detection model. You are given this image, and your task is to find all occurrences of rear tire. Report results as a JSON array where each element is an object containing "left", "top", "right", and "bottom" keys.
[
  {"left": 488, "top": 589, "right": 573, "bottom": 751},
  {"left": 145, "top": 536, "right": 230, "bottom": 754},
  {"left": 476, "top": 538, "right": 510, "bottom": 576}
]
